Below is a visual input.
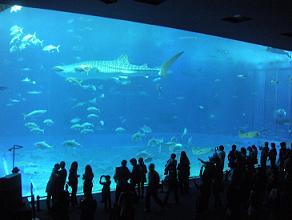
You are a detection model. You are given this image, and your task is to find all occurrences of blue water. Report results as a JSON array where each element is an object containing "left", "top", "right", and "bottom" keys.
[{"left": 0, "top": 6, "right": 292, "bottom": 196}]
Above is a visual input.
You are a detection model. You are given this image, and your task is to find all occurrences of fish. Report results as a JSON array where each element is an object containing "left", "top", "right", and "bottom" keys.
[
  {"left": 43, "top": 44, "right": 60, "bottom": 53},
  {"left": 9, "top": 98, "right": 21, "bottom": 103},
  {"left": 34, "top": 141, "right": 53, "bottom": 149},
  {"left": 88, "top": 97, "right": 97, "bottom": 104},
  {"left": 30, "top": 127, "right": 45, "bottom": 134},
  {"left": 27, "top": 90, "right": 42, "bottom": 95},
  {"left": 43, "top": 119, "right": 54, "bottom": 126},
  {"left": 99, "top": 120, "right": 105, "bottom": 126},
  {"left": 10, "top": 5, "right": 22, "bottom": 13},
  {"left": 65, "top": 77, "right": 83, "bottom": 86},
  {"left": 80, "top": 128, "right": 94, "bottom": 134},
  {"left": 87, "top": 106, "right": 100, "bottom": 112},
  {"left": 239, "top": 130, "right": 260, "bottom": 139},
  {"left": 169, "top": 143, "right": 183, "bottom": 153},
  {"left": 23, "top": 109, "right": 47, "bottom": 120},
  {"left": 24, "top": 122, "right": 39, "bottom": 129},
  {"left": 87, "top": 114, "right": 99, "bottom": 119},
  {"left": 237, "top": 74, "right": 248, "bottom": 79},
  {"left": 131, "top": 131, "right": 145, "bottom": 142},
  {"left": 181, "top": 128, "right": 187, "bottom": 138},
  {"left": 147, "top": 138, "right": 164, "bottom": 147},
  {"left": 72, "top": 102, "right": 86, "bottom": 108},
  {"left": 62, "top": 139, "right": 81, "bottom": 148},
  {"left": 115, "top": 127, "right": 126, "bottom": 133},
  {"left": 198, "top": 105, "right": 204, "bottom": 110},
  {"left": 266, "top": 47, "right": 291, "bottom": 58},
  {"left": 21, "top": 77, "right": 36, "bottom": 85},
  {"left": 82, "top": 84, "right": 97, "bottom": 91},
  {"left": 0, "top": 86, "right": 8, "bottom": 91},
  {"left": 10, "top": 35, "right": 21, "bottom": 45},
  {"left": 53, "top": 52, "right": 183, "bottom": 81},
  {"left": 22, "top": 33, "right": 36, "bottom": 43},
  {"left": 191, "top": 147, "right": 213, "bottom": 156},
  {"left": 70, "top": 123, "right": 82, "bottom": 130},
  {"left": 81, "top": 122, "right": 94, "bottom": 129},
  {"left": 140, "top": 125, "right": 152, "bottom": 134},
  {"left": 270, "top": 80, "right": 279, "bottom": 85},
  {"left": 70, "top": 117, "right": 81, "bottom": 124},
  {"left": 136, "top": 151, "right": 152, "bottom": 162}
]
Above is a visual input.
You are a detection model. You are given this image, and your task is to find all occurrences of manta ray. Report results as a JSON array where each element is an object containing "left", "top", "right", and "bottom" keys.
[{"left": 53, "top": 52, "right": 183, "bottom": 80}]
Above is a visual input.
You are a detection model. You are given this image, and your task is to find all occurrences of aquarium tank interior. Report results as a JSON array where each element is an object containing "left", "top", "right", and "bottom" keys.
[{"left": 0, "top": 5, "right": 292, "bottom": 197}]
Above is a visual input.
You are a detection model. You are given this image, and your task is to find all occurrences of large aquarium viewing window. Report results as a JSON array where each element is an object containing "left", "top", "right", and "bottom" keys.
[{"left": 0, "top": 5, "right": 291, "bottom": 196}]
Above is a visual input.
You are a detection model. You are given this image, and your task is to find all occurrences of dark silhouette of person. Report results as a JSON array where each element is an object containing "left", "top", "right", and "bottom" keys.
[
  {"left": 163, "top": 153, "right": 179, "bottom": 205},
  {"left": 269, "top": 143, "right": 277, "bottom": 169},
  {"left": 251, "top": 145, "right": 258, "bottom": 166},
  {"left": 279, "top": 142, "right": 288, "bottom": 171},
  {"left": 68, "top": 161, "right": 79, "bottom": 207},
  {"left": 113, "top": 160, "right": 131, "bottom": 204},
  {"left": 260, "top": 142, "right": 269, "bottom": 169},
  {"left": 217, "top": 145, "right": 226, "bottom": 172},
  {"left": 80, "top": 193, "right": 97, "bottom": 220},
  {"left": 144, "top": 163, "right": 164, "bottom": 212},
  {"left": 117, "top": 184, "right": 135, "bottom": 220},
  {"left": 83, "top": 165, "right": 94, "bottom": 197},
  {"left": 56, "top": 161, "right": 67, "bottom": 193},
  {"left": 99, "top": 175, "right": 111, "bottom": 211},
  {"left": 137, "top": 157, "right": 147, "bottom": 198},
  {"left": 228, "top": 144, "right": 240, "bottom": 169},
  {"left": 52, "top": 188, "right": 69, "bottom": 220},
  {"left": 129, "top": 158, "right": 141, "bottom": 199},
  {"left": 177, "top": 151, "right": 190, "bottom": 194},
  {"left": 46, "top": 163, "right": 60, "bottom": 210}
]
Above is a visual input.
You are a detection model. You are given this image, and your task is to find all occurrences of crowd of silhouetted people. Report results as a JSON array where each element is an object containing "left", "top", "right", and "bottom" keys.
[
  {"left": 43, "top": 141, "right": 292, "bottom": 220},
  {"left": 194, "top": 141, "right": 292, "bottom": 220}
]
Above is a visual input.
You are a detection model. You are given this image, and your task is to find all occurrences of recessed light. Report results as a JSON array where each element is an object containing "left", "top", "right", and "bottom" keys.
[
  {"left": 134, "top": 0, "right": 166, "bottom": 5},
  {"left": 222, "top": 15, "right": 252, "bottom": 23}
]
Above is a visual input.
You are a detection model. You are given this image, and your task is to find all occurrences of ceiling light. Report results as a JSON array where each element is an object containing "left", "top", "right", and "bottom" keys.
[{"left": 222, "top": 15, "right": 252, "bottom": 23}]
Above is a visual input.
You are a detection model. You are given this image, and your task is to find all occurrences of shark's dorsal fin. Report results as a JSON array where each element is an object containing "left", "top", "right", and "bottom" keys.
[{"left": 117, "top": 54, "right": 129, "bottom": 64}]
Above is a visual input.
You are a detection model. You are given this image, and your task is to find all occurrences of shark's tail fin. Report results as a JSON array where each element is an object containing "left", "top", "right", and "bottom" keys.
[{"left": 159, "top": 51, "right": 184, "bottom": 77}]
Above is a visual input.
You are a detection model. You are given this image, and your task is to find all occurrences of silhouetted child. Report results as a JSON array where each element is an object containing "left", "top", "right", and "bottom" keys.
[{"left": 100, "top": 175, "right": 111, "bottom": 211}]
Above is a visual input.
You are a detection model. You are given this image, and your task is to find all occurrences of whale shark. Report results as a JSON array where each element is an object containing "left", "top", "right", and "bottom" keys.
[{"left": 53, "top": 52, "right": 183, "bottom": 81}]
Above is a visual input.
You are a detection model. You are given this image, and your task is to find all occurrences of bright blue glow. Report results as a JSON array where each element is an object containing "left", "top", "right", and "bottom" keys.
[{"left": 0, "top": 6, "right": 292, "bottom": 196}]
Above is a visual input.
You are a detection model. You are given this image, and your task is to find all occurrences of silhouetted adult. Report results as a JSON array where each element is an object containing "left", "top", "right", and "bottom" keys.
[
  {"left": 260, "top": 142, "right": 269, "bottom": 169},
  {"left": 117, "top": 184, "right": 136, "bottom": 220},
  {"left": 279, "top": 142, "right": 288, "bottom": 171},
  {"left": 269, "top": 143, "right": 277, "bottom": 169},
  {"left": 52, "top": 189, "right": 69, "bottom": 220},
  {"left": 68, "top": 161, "right": 79, "bottom": 207},
  {"left": 99, "top": 175, "right": 111, "bottom": 211},
  {"left": 163, "top": 153, "right": 179, "bottom": 205},
  {"left": 228, "top": 144, "right": 240, "bottom": 169},
  {"left": 129, "top": 158, "right": 141, "bottom": 199},
  {"left": 56, "top": 161, "right": 67, "bottom": 193},
  {"left": 83, "top": 165, "right": 94, "bottom": 197},
  {"left": 114, "top": 160, "right": 131, "bottom": 204},
  {"left": 137, "top": 157, "right": 147, "bottom": 198},
  {"left": 80, "top": 194, "right": 97, "bottom": 220},
  {"left": 177, "top": 151, "right": 190, "bottom": 194},
  {"left": 217, "top": 145, "right": 226, "bottom": 172},
  {"left": 46, "top": 163, "right": 60, "bottom": 210},
  {"left": 251, "top": 145, "right": 258, "bottom": 166},
  {"left": 144, "top": 163, "right": 163, "bottom": 212}
]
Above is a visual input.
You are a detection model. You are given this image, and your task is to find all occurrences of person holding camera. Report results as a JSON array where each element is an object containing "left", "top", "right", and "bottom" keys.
[
  {"left": 99, "top": 175, "right": 111, "bottom": 211},
  {"left": 163, "top": 153, "right": 179, "bottom": 205}
]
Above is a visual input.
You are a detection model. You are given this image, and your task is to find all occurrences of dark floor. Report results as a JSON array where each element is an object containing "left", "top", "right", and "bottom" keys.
[{"left": 34, "top": 179, "right": 215, "bottom": 220}]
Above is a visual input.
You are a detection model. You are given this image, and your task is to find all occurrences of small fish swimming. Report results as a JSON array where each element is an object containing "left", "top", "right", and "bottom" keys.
[
  {"left": 87, "top": 106, "right": 100, "bottom": 112},
  {"left": 131, "top": 131, "right": 145, "bottom": 142},
  {"left": 23, "top": 109, "right": 47, "bottom": 120},
  {"left": 239, "top": 130, "right": 260, "bottom": 139},
  {"left": 140, "top": 125, "right": 152, "bottom": 134},
  {"left": 34, "top": 141, "right": 53, "bottom": 149},
  {"left": 62, "top": 139, "right": 81, "bottom": 148},
  {"left": 198, "top": 105, "right": 204, "bottom": 110},
  {"left": 80, "top": 128, "right": 94, "bottom": 134},
  {"left": 43, "top": 119, "right": 54, "bottom": 126},
  {"left": 70, "top": 123, "right": 82, "bottom": 130},
  {"left": 30, "top": 127, "right": 45, "bottom": 134},
  {"left": 27, "top": 90, "right": 42, "bottom": 95},
  {"left": 21, "top": 77, "right": 36, "bottom": 85},
  {"left": 43, "top": 44, "right": 60, "bottom": 53},
  {"left": 81, "top": 122, "right": 94, "bottom": 129},
  {"left": 70, "top": 117, "right": 81, "bottom": 124},
  {"left": 87, "top": 114, "right": 99, "bottom": 119},
  {"left": 115, "top": 127, "right": 126, "bottom": 133},
  {"left": 181, "top": 128, "right": 187, "bottom": 138},
  {"left": 191, "top": 147, "right": 213, "bottom": 156},
  {"left": 24, "top": 122, "right": 39, "bottom": 129}
]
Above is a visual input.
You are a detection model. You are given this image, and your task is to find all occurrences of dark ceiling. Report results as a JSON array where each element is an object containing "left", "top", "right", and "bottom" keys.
[{"left": 1, "top": 0, "right": 292, "bottom": 51}]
